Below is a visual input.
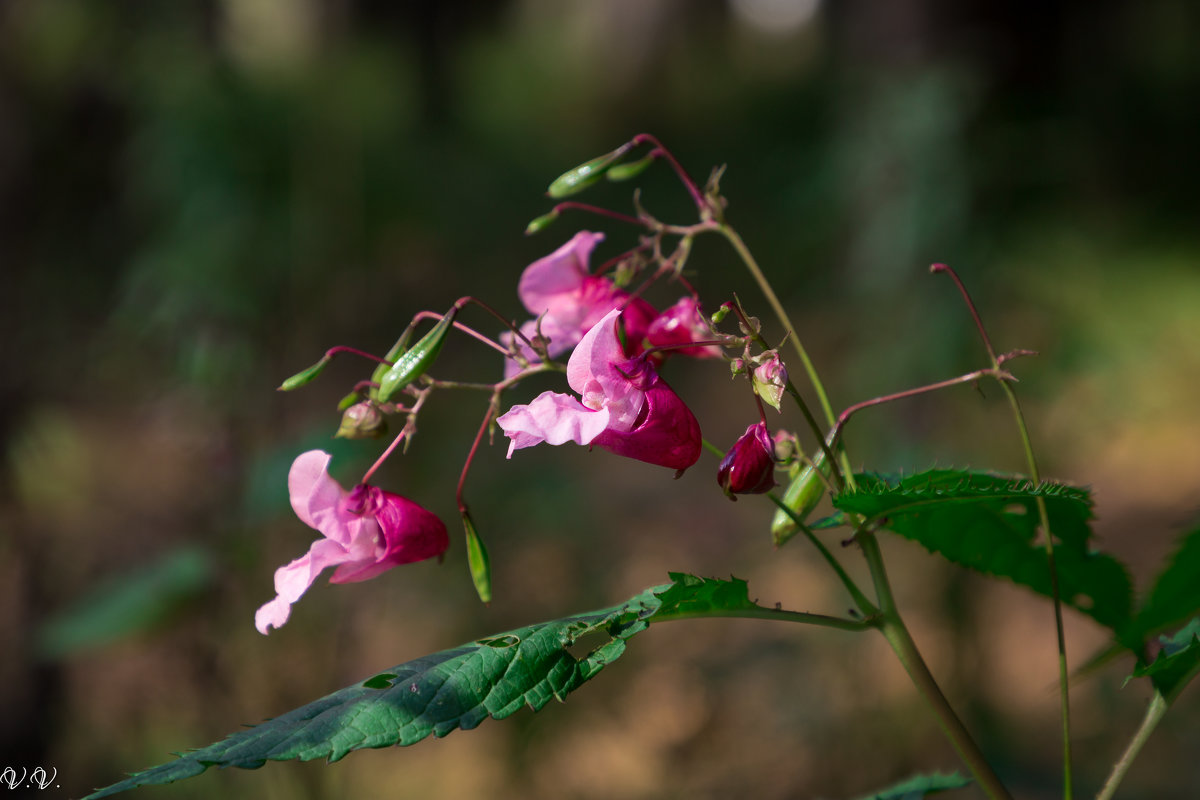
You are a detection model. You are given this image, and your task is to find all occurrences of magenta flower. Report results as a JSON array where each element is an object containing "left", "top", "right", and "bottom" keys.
[
  {"left": 255, "top": 450, "right": 448, "bottom": 634},
  {"left": 497, "top": 309, "right": 702, "bottom": 472},
  {"left": 752, "top": 351, "right": 788, "bottom": 411},
  {"left": 717, "top": 422, "right": 777, "bottom": 498},
  {"left": 646, "top": 296, "right": 722, "bottom": 358},
  {"left": 504, "top": 231, "right": 657, "bottom": 376}
]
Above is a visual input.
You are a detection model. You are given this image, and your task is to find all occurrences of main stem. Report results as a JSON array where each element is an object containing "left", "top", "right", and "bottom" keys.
[
  {"left": 859, "top": 532, "right": 1015, "bottom": 800},
  {"left": 1094, "top": 691, "right": 1168, "bottom": 800}
]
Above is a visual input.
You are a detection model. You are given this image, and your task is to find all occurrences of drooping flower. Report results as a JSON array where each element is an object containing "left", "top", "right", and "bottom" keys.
[
  {"left": 646, "top": 296, "right": 722, "bottom": 358},
  {"left": 497, "top": 309, "right": 702, "bottom": 472},
  {"left": 255, "top": 450, "right": 448, "bottom": 634},
  {"left": 503, "top": 231, "right": 657, "bottom": 376},
  {"left": 717, "top": 422, "right": 777, "bottom": 498}
]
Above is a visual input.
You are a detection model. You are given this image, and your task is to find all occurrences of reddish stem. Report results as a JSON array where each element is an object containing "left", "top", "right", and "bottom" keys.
[{"left": 632, "top": 133, "right": 707, "bottom": 213}]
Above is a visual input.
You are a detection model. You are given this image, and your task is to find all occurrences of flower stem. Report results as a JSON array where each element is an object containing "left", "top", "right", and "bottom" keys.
[
  {"left": 931, "top": 263, "right": 1073, "bottom": 799},
  {"left": 652, "top": 605, "right": 875, "bottom": 633},
  {"left": 768, "top": 495, "right": 876, "bottom": 615},
  {"left": 1095, "top": 691, "right": 1168, "bottom": 800}
]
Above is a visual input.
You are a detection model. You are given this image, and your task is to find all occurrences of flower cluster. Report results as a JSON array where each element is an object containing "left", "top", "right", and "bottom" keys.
[{"left": 497, "top": 308, "right": 702, "bottom": 472}]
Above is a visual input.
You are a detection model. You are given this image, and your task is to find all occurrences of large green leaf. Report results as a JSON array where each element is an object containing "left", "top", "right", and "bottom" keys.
[
  {"left": 84, "top": 574, "right": 763, "bottom": 798},
  {"left": 835, "top": 470, "right": 1132, "bottom": 631},
  {"left": 1129, "top": 617, "right": 1200, "bottom": 700},
  {"left": 852, "top": 771, "right": 971, "bottom": 800}
]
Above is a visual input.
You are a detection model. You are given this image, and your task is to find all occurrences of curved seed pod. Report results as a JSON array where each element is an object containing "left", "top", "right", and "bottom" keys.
[
  {"left": 770, "top": 450, "right": 829, "bottom": 546},
  {"left": 278, "top": 354, "right": 332, "bottom": 391},
  {"left": 376, "top": 306, "right": 459, "bottom": 402},
  {"left": 462, "top": 510, "right": 492, "bottom": 604}
]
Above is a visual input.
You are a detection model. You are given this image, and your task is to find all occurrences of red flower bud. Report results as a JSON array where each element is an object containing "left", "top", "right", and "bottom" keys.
[{"left": 717, "top": 422, "right": 777, "bottom": 499}]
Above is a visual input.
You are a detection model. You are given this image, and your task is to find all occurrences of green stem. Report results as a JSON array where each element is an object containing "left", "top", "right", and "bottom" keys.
[
  {"left": 653, "top": 606, "right": 875, "bottom": 633},
  {"left": 716, "top": 224, "right": 857, "bottom": 490},
  {"left": 717, "top": 225, "right": 836, "bottom": 427},
  {"left": 1003, "top": 384, "right": 1073, "bottom": 800},
  {"left": 859, "top": 531, "right": 1014, "bottom": 800},
  {"left": 1095, "top": 691, "right": 1168, "bottom": 800},
  {"left": 932, "top": 263, "right": 1073, "bottom": 798},
  {"left": 768, "top": 495, "right": 875, "bottom": 614}
]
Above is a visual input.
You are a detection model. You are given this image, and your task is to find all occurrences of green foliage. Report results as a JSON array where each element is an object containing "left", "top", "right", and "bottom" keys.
[
  {"left": 834, "top": 469, "right": 1133, "bottom": 631},
  {"left": 83, "top": 574, "right": 765, "bottom": 798},
  {"left": 1129, "top": 617, "right": 1200, "bottom": 701},
  {"left": 37, "top": 547, "right": 214, "bottom": 658},
  {"left": 1127, "top": 522, "right": 1200, "bottom": 644},
  {"left": 852, "top": 771, "right": 971, "bottom": 800}
]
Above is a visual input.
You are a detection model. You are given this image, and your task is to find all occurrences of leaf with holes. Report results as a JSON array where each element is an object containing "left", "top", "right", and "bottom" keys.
[
  {"left": 83, "top": 573, "right": 770, "bottom": 798},
  {"left": 835, "top": 469, "right": 1132, "bottom": 632}
]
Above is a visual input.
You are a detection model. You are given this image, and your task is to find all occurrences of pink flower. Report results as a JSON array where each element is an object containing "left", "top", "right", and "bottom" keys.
[
  {"left": 717, "top": 422, "right": 777, "bottom": 498},
  {"left": 646, "top": 296, "right": 722, "bottom": 358},
  {"left": 497, "top": 309, "right": 702, "bottom": 472},
  {"left": 504, "top": 231, "right": 657, "bottom": 376},
  {"left": 255, "top": 450, "right": 448, "bottom": 634}
]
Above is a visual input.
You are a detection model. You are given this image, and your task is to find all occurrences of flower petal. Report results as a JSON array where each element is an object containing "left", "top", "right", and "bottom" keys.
[
  {"left": 497, "top": 391, "right": 611, "bottom": 455},
  {"left": 592, "top": 370, "right": 702, "bottom": 471},
  {"left": 288, "top": 450, "right": 355, "bottom": 546},
  {"left": 254, "top": 537, "right": 357, "bottom": 634},
  {"left": 332, "top": 488, "right": 449, "bottom": 582},
  {"left": 518, "top": 231, "right": 604, "bottom": 317},
  {"left": 566, "top": 309, "right": 645, "bottom": 429}
]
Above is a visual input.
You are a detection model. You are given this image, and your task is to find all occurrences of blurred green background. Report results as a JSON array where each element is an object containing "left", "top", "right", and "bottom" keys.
[{"left": 2, "top": 1, "right": 1199, "bottom": 798}]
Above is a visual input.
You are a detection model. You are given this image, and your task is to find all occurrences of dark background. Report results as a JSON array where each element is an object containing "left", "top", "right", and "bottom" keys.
[{"left": 2, "top": 1, "right": 1199, "bottom": 798}]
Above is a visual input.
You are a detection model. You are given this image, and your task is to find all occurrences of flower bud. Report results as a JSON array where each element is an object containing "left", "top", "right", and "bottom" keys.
[
  {"left": 717, "top": 422, "right": 777, "bottom": 499},
  {"left": 335, "top": 401, "right": 386, "bottom": 439},
  {"left": 751, "top": 351, "right": 788, "bottom": 412}
]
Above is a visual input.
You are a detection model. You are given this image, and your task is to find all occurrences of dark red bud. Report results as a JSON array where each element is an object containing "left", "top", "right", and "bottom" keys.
[{"left": 717, "top": 422, "right": 777, "bottom": 499}]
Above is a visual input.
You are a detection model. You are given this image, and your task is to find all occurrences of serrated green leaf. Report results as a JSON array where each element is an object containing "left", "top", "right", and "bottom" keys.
[
  {"left": 1128, "top": 521, "right": 1200, "bottom": 644},
  {"left": 83, "top": 573, "right": 766, "bottom": 798},
  {"left": 835, "top": 469, "right": 1133, "bottom": 632},
  {"left": 852, "top": 771, "right": 972, "bottom": 800},
  {"left": 1130, "top": 617, "right": 1200, "bottom": 700}
]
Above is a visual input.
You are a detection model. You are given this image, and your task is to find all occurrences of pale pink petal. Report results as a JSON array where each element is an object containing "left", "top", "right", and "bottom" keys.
[
  {"left": 567, "top": 310, "right": 644, "bottom": 430},
  {"left": 497, "top": 391, "right": 610, "bottom": 456},
  {"left": 288, "top": 450, "right": 354, "bottom": 546},
  {"left": 254, "top": 537, "right": 354, "bottom": 634},
  {"left": 518, "top": 231, "right": 604, "bottom": 317}
]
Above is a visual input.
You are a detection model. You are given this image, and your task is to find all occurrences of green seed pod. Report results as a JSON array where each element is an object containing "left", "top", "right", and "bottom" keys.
[
  {"left": 370, "top": 328, "right": 416, "bottom": 391},
  {"left": 605, "top": 152, "right": 657, "bottom": 182},
  {"left": 525, "top": 209, "right": 560, "bottom": 235},
  {"left": 376, "top": 306, "right": 458, "bottom": 402},
  {"left": 546, "top": 156, "right": 610, "bottom": 198},
  {"left": 546, "top": 143, "right": 634, "bottom": 198},
  {"left": 277, "top": 354, "right": 331, "bottom": 391},
  {"left": 462, "top": 510, "right": 492, "bottom": 604},
  {"left": 770, "top": 450, "right": 829, "bottom": 547}
]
